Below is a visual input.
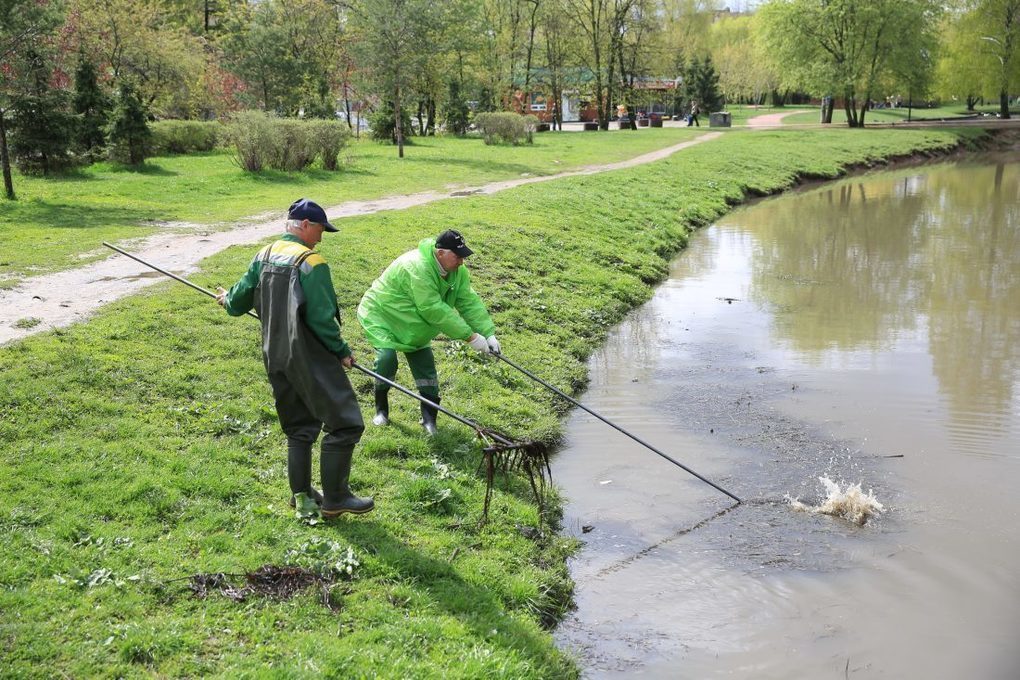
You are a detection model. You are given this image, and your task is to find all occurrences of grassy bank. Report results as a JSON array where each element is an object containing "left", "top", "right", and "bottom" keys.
[
  {"left": 0, "top": 127, "right": 979, "bottom": 677},
  {"left": 0, "top": 129, "right": 703, "bottom": 287}
]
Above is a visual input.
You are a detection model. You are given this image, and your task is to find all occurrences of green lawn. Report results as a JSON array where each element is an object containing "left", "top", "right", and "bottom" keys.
[
  {"left": 780, "top": 104, "right": 1018, "bottom": 126},
  {"left": 0, "top": 129, "right": 704, "bottom": 286},
  {"left": 0, "top": 127, "right": 981, "bottom": 677}
]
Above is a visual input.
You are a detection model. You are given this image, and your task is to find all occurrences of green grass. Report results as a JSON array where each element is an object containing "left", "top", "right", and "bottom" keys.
[
  {"left": 0, "top": 129, "right": 703, "bottom": 285},
  {"left": 781, "top": 104, "right": 1020, "bottom": 126},
  {"left": 0, "top": 127, "right": 981, "bottom": 677}
]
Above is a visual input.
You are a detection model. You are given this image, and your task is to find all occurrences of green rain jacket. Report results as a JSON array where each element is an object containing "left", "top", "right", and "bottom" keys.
[{"left": 357, "top": 237, "right": 495, "bottom": 352}]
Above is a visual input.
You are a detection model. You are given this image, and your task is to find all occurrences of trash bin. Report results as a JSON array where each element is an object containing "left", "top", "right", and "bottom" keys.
[{"left": 709, "top": 111, "right": 731, "bottom": 127}]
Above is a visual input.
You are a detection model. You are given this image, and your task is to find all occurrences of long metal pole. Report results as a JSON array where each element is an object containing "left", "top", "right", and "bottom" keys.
[
  {"left": 101, "top": 242, "right": 512, "bottom": 446},
  {"left": 351, "top": 362, "right": 513, "bottom": 447},
  {"left": 494, "top": 353, "right": 741, "bottom": 503}
]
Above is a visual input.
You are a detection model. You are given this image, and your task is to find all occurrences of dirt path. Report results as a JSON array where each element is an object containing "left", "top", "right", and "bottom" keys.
[
  {"left": 745, "top": 110, "right": 813, "bottom": 128},
  {"left": 0, "top": 132, "right": 722, "bottom": 346}
]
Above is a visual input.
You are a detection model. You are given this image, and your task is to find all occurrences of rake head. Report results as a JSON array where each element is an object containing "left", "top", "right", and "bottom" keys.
[{"left": 475, "top": 427, "right": 552, "bottom": 526}]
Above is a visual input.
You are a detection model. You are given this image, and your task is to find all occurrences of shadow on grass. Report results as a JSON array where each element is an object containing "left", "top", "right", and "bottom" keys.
[
  {"left": 328, "top": 520, "right": 563, "bottom": 664},
  {"left": 102, "top": 162, "right": 179, "bottom": 177},
  {"left": 399, "top": 155, "right": 544, "bottom": 177},
  {"left": 7, "top": 198, "right": 172, "bottom": 230}
]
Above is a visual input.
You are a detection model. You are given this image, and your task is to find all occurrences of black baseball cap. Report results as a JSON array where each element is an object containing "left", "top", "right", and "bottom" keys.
[
  {"left": 435, "top": 229, "right": 473, "bottom": 257},
  {"left": 288, "top": 198, "right": 337, "bottom": 232}
]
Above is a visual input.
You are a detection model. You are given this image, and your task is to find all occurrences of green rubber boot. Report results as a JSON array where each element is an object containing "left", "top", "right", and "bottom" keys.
[
  {"left": 372, "top": 389, "right": 390, "bottom": 426},
  {"left": 287, "top": 440, "right": 323, "bottom": 508},
  {"left": 321, "top": 444, "right": 374, "bottom": 517},
  {"left": 419, "top": 395, "right": 440, "bottom": 436}
]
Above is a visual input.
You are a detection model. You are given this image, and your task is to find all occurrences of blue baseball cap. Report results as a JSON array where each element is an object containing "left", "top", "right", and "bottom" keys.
[{"left": 288, "top": 198, "right": 337, "bottom": 232}]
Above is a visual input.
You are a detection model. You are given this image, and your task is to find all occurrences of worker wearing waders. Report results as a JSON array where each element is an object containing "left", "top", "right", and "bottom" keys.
[
  {"left": 216, "top": 199, "right": 373, "bottom": 518},
  {"left": 357, "top": 230, "right": 498, "bottom": 435}
]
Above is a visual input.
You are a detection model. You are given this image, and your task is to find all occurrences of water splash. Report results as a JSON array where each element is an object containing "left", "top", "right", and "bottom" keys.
[{"left": 787, "top": 476, "right": 885, "bottom": 526}]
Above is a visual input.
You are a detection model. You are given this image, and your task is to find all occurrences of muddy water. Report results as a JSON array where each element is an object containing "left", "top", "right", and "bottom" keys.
[{"left": 552, "top": 156, "right": 1020, "bottom": 678}]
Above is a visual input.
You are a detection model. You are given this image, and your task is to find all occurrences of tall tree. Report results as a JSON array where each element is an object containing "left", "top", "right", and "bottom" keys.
[
  {"left": 72, "top": 58, "right": 109, "bottom": 155},
  {"left": 760, "top": 0, "right": 941, "bottom": 127},
  {"left": 107, "top": 81, "right": 150, "bottom": 166},
  {"left": 971, "top": 0, "right": 1020, "bottom": 118},
  {"left": 680, "top": 55, "right": 722, "bottom": 113},
  {"left": 9, "top": 47, "right": 74, "bottom": 175},
  {"left": 936, "top": 8, "right": 990, "bottom": 110},
  {"left": 539, "top": 0, "right": 575, "bottom": 129},
  {"left": 353, "top": 0, "right": 433, "bottom": 157},
  {"left": 709, "top": 12, "right": 779, "bottom": 106},
  {"left": 565, "top": 0, "right": 611, "bottom": 128},
  {"left": 615, "top": 0, "right": 657, "bottom": 130},
  {"left": 0, "top": 0, "right": 64, "bottom": 199},
  {"left": 64, "top": 0, "right": 206, "bottom": 117},
  {"left": 218, "top": 0, "right": 349, "bottom": 116}
]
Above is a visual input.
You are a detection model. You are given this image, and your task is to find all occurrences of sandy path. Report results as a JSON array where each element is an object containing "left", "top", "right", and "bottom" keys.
[
  {"left": 1, "top": 132, "right": 721, "bottom": 346},
  {"left": 745, "top": 110, "right": 813, "bottom": 127}
]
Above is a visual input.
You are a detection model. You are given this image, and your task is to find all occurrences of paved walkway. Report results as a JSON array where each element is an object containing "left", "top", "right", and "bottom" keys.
[{"left": 1, "top": 132, "right": 722, "bottom": 345}]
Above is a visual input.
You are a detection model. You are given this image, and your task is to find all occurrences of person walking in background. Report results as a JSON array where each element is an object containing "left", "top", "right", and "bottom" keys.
[
  {"left": 217, "top": 198, "right": 374, "bottom": 518},
  {"left": 688, "top": 100, "right": 701, "bottom": 127},
  {"left": 357, "top": 229, "right": 499, "bottom": 435}
]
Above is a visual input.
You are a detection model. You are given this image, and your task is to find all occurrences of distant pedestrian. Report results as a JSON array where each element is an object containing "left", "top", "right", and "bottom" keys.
[
  {"left": 216, "top": 198, "right": 374, "bottom": 519},
  {"left": 688, "top": 100, "right": 701, "bottom": 127}
]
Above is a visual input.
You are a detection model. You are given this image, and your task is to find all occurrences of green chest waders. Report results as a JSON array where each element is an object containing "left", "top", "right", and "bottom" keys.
[{"left": 255, "top": 246, "right": 372, "bottom": 516}]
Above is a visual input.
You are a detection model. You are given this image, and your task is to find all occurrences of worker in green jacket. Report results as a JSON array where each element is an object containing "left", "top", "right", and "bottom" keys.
[
  {"left": 357, "top": 229, "right": 499, "bottom": 435},
  {"left": 216, "top": 198, "right": 373, "bottom": 518}
]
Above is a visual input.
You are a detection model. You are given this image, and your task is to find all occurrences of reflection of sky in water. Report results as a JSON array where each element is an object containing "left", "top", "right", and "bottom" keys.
[
  {"left": 709, "top": 159, "right": 1020, "bottom": 457},
  {"left": 555, "top": 157, "right": 1020, "bottom": 679}
]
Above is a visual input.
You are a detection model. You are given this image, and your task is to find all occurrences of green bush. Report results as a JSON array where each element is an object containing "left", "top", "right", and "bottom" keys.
[
  {"left": 474, "top": 112, "right": 533, "bottom": 145},
  {"left": 306, "top": 119, "right": 351, "bottom": 170},
  {"left": 225, "top": 110, "right": 275, "bottom": 172},
  {"left": 226, "top": 111, "right": 347, "bottom": 172},
  {"left": 269, "top": 119, "right": 317, "bottom": 171},
  {"left": 149, "top": 120, "right": 221, "bottom": 155}
]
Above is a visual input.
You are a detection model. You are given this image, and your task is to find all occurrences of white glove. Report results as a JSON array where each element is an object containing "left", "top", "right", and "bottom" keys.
[
  {"left": 486, "top": 335, "right": 501, "bottom": 354},
  {"left": 467, "top": 333, "right": 490, "bottom": 353}
]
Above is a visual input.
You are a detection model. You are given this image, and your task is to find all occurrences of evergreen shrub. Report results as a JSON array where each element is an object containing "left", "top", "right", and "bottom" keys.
[
  {"left": 368, "top": 102, "right": 413, "bottom": 143},
  {"left": 443, "top": 81, "right": 470, "bottom": 135},
  {"left": 72, "top": 59, "right": 109, "bottom": 159},
  {"left": 149, "top": 121, "right": 221, "bottom": 155},
  {"left": 9, "top": 90, "right": 75, "bottom": 174},
  {"left": 107, "top": 83, "right": 151, "bottom": 166}
]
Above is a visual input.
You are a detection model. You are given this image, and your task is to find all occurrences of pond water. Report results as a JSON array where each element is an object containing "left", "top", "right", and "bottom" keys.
[{"left": 552, "top": 155, "right": 1020, "bottom": 678}]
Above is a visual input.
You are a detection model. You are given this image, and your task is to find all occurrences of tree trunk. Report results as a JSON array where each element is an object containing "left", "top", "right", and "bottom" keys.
[
  {"left": 966, "top": 95, "right": 978, "bottom": 111},
  {"left": 343, "top": 88, "right": 353, "bottom": 131},
  {"left": 523, "top": 1, "right": 539, "bottom": 96},
  {"left": 426, "top": 96, "right": 436, "bottom": 136},
  {"left": 857, "top": 101, "right": 868, "bottom": 127},
  {"left": 395, "top": 88, "right": 404, "bottom": 158},
  {"left": 1001, "top": 90, "right": 1011, "bottom": 119},
  {"left": 843, "top": 93, "right": 858, "bottom": 128},
  {"left": 0, "top": 109, "right": 15, "bottom": 200}
]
